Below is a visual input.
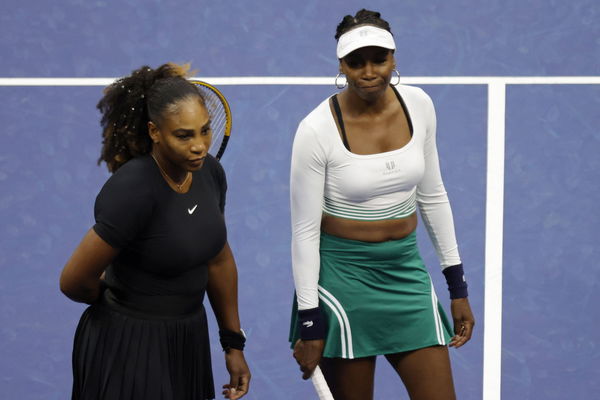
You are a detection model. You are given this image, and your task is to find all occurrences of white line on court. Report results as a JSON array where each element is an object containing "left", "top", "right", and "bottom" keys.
[
  {"left": 1, "top": 76, "right": 599, "bottom": 86},
  {"left": 483, "top": 82, "right": 506, "bottom": 400}
]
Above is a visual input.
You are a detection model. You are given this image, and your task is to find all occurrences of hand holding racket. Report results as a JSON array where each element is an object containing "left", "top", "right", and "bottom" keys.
[
  {"left": 311, "top": 365, "right": 334, "bottom": 400},
  {"left": 190, "top": 80, "right": 232, "bottom": 160},
  {"left": 293, "top": 339, "right": 334, "bottom": 399}
]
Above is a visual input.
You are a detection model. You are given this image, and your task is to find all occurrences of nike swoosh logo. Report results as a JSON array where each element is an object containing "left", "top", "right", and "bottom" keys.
[
  {"left": 302, "top": 321, "right": 314, "bottom": 328},
  {"left": 187, "top": 205, "right": 198, "bottom": 214}
]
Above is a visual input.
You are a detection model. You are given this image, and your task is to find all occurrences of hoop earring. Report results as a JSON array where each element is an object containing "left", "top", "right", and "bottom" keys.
[
  {"left": 391, "top": 69, "right": 400, "bottom": 86},
  {"left": 335, "top": 73, "right": 347, "bottom": 89}
]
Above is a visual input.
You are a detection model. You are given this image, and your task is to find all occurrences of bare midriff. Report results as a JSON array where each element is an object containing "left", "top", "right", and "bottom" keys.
[{"left": 321, "top": 212, "right": 417, "bottom": 242}]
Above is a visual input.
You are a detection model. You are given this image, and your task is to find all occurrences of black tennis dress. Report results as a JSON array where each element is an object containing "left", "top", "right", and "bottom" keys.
[{"left": 71, "top": 154, "right": 227, "bottom": 400}]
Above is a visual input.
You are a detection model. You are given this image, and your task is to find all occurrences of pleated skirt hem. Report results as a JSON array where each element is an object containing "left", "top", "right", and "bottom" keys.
[{"left": 72, "top": 302, "right": 215, "bottom": 400}]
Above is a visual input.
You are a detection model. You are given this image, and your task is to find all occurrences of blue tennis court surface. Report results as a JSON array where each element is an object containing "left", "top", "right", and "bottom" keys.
[{"left": 1, "top": 1, "right": 598, "bottom": 399}]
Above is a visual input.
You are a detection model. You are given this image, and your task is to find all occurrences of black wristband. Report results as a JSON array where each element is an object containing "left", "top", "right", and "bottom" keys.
[
  {"left": 442, "top": 263, "right": 468, "bottom": 299},
  {"left": 298, "top": 307, "right": 326, "bottom": 340},
  {"left": 219, "top": 329, "right": 246, "bottom": 352}
]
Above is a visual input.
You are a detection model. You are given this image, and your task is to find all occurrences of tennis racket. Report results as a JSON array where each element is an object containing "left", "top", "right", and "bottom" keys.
[
  {"left": 190, "top": 80, "right": 232, "bottom": 160},
  {"left": 311, "top": 366, "right": 334, "bottom": 400}
]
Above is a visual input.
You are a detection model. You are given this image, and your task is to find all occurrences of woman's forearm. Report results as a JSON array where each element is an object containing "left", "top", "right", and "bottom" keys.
[
  {"left": 207, "top": 242, "right": 241, "bottom": 331},
  {"left": 60, "top": 277, "right": 103, "bottom": 304},
  {"left": 59, "top": 228, "right": 117, "bottom": 304}
]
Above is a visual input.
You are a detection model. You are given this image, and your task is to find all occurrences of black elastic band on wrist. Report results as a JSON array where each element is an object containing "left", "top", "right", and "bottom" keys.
[
  {"left": 298, "top": 307, "right": 326, "bottom": 340},
  {"left": 443, "top": 263, "right": 468, "bottom": 299},
  {"left": 219, "top": 329, "right": 246, "bottom": 352}
]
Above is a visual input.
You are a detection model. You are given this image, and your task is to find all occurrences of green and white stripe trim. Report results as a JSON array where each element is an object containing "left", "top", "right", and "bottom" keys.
[
  {"left": 318, "top": 285, "right": 355, "bottom": 359},
  {"left": 430, "top": 280, "right": 447, "bottom": 346},
  {"left": 323, "top": 191, "right": 416, "bottom": 221}
]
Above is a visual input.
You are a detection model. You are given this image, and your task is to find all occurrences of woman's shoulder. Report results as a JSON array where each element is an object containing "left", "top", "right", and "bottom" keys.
[
  {"left": 395, "top": 84, "right": 432, "bottom": 102},
  {"left": 198, "top": 154, "right": 226, "bottom": 185},
  {"left": 112, "top": 154, "right": 154, "bottom": 176},
  {"left": 295, "top": 95, "right": 338, "bottom": 146},
  {"left": 201, "top": 154, "right": 223, "bottom": 173},
  {"left": 94, "top": 156, "right": 157, "bottom": 223},
  {"left": 301, "top": 96, "right": 335, "bottom": 129},
  {"left": 100, "top": 155, "right": 157, "bottom": 194},
  {"left": 395, "top": 85, "right": 435, "bottom": 118}
]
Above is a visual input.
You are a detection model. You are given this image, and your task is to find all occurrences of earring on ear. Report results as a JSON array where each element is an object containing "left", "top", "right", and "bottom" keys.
[
  {"left": 391, "top": 69, "right": 401, "bottom": 86},
  {"left": 335, "top": 73, "right": 347, "bottom": 89}
]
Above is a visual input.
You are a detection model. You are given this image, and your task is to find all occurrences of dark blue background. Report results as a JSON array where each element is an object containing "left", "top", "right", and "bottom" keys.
[{"left": 1, "top": 1, "right": 598, "bottom": 399}]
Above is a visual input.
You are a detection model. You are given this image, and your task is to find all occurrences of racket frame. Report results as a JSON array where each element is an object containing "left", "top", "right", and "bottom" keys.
[{"left": 189, "top": 80, "right": 232, "bottom": 160}]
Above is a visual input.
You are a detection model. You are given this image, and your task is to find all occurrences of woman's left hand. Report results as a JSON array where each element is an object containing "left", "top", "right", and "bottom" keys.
[
  {"left": 449, "top": 297, "right": 475, "bottom": 348},
  {"left": 222, "top": 349, "right": 251, "bottom": 399}
]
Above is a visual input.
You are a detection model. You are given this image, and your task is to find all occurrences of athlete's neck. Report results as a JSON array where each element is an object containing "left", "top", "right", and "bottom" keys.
[{"left": 339, "top": 86, "right": 395, "bottom": 117}]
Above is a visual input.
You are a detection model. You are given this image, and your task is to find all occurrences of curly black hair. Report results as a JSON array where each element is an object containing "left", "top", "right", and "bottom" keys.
[
  {"left": 334, "top": 9, "right": 392, "bottom": 40},
  {"left": 96, "top": 63, "right": 203, "bottom": 172}
]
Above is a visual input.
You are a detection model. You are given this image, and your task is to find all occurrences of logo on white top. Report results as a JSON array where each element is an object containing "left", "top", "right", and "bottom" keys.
[
  {"left": 383, "top": 160, "right": 401, "bottom": 175},
  {"left": 302, "top": 321, "right": 314, "bottom": 328},
  {"left": 187, "top": 205, "right": 198, "bottom": 215}
]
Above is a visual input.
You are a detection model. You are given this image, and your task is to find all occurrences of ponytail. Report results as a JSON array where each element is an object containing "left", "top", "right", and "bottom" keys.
[{"left": 97, "top": 63, "right": 200, "bottom": 172}]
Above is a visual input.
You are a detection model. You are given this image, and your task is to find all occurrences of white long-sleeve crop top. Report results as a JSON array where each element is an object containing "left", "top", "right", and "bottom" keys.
[{"left": 290, "top": 85, "right": 462, "bottom": 310}]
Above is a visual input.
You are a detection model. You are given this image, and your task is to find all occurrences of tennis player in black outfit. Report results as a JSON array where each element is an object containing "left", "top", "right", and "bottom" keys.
[{"left": 60, "top": 63, "right": 250, "bottom": 400}]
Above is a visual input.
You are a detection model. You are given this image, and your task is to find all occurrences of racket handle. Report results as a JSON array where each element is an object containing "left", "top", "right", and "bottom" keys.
[{"left": 311, "top": 365, "right": 334, "bottom": 400}]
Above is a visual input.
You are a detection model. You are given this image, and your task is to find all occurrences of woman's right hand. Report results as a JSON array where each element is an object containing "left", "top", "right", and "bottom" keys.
[
  {"left": 293, "top": 339, "right": 325, "bottom": 380},
  {"left": 223, "top": 349, "right": 251, "bottom": 399}
]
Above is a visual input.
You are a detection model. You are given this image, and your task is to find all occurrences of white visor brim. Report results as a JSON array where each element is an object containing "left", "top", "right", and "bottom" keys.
[{"left": 336, "top": 25, "right": 396, "bottom": 59}]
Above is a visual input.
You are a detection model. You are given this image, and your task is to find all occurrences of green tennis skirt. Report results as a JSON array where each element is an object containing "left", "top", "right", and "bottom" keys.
[{"left": 289, "top": 231, "right": 452, "bottom": 359}]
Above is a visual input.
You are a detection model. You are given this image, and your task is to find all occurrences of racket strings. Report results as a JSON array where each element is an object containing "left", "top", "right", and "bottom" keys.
[{"left": 193, "top": 83, "right": 231, "bottom": 158}]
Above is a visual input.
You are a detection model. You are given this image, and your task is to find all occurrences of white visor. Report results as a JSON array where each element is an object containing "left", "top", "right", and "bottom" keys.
[{"left": 336, "top": 25, "right": 396, "bottom": 59}]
